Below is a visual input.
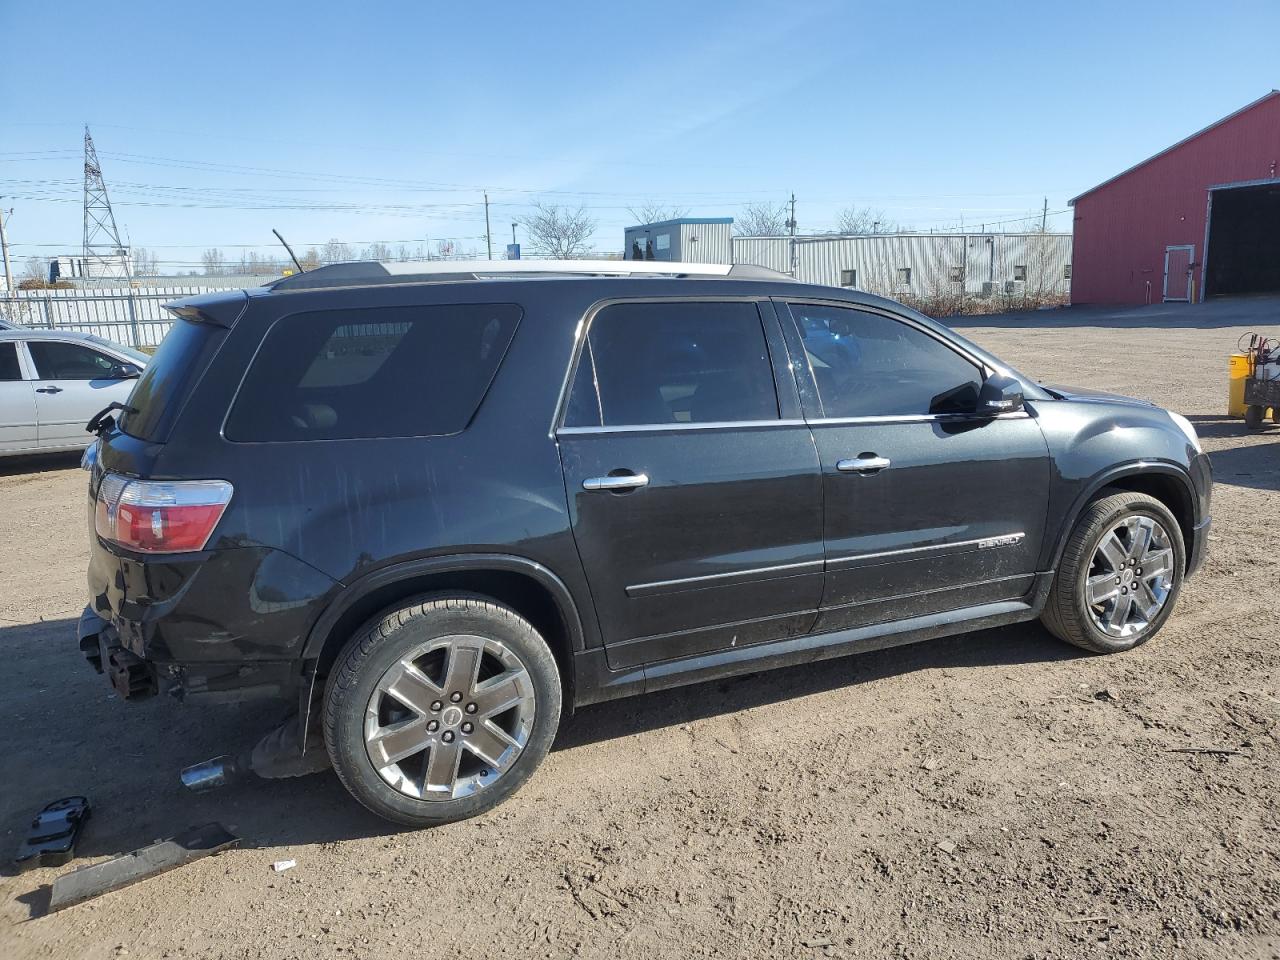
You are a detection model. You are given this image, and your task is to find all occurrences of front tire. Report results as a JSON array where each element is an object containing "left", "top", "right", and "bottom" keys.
[
  {"left": 323, "top": 594, "right": 562, "bottom": 827},
  {"left": 1041, "top": 491, "right": 1185, "bottom": 654},
  {"left": 1245, "top": 404, "right": 1265, "bottom": 430}
]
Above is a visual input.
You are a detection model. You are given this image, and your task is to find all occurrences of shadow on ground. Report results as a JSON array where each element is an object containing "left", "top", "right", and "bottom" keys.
[
  {"left": 946, "top": 293, "right": 1280, "bottom": 331},
  {"left": 1, "top": 612, "right": 1077, "bottom": 907},
  {"left": 0, "top": 451, "right": 82, "bottom": 478}
]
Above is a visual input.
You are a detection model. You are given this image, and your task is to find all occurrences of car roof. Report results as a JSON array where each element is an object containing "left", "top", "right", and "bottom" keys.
[{"left": 0, "top": 328, "right": 139, "bottom": 352}]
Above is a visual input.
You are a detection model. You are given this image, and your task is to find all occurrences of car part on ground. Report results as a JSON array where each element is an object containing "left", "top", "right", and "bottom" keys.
[
  {"left": 180, "top": 713, "right": 332, "bottom": 792},
  {"left": 14, "top": 797, "right": 91, "bottom": 871},
  {"left": 48, "top": 823, "right": 239, "bottom": 912}
]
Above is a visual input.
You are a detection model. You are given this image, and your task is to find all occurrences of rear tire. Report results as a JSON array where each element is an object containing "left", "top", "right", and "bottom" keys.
[
  {"left": 323, "top": 594, "right": 561, "bottom": 827},
  {"left": 1245, "top": 404, "right": 1265, "bottom": 430},
  {"left": 1041, "top": 491, "right": 1185, "bottom": 654}
]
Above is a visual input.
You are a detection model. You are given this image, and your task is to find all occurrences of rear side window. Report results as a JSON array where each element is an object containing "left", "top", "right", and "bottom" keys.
[
  {"left": 564, "top": 301, "right": 779, "bottom": 428},
  {"left": 0, "top": 343, "right": 20, "bottom": 381},
  {"left": 226, "top": 303, "right": 521, "bottom": 442},
  {"left": 120, "top": 319, "right": 227, "bottom": 442},
  {"left": 28, "top": 341, "right": 119, "bottom": 380}
]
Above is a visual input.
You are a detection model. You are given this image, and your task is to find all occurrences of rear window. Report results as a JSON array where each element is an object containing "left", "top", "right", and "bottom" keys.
[
  {"left": 225, "top": 303, "right": 521, "bottom": 442},
  {"left": 119, "top": 319, "right": 227, "bottom": 442}
]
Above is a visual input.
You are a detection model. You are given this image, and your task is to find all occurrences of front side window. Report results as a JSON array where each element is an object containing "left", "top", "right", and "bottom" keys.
[
  {"left": 0, "top": 343, "right": 21, "bottom": 381},
  {"left": 789, "top": 304, "right": 983, "bottom": 419},
  {"left": 27, "top": 341, "right": 119, "bottom": 380},
  {"left": 564, "top": 301, "right": 779, "bottom": 428},
  {"left": 226, "top": 303, "right": 521, "bottom": 442}
]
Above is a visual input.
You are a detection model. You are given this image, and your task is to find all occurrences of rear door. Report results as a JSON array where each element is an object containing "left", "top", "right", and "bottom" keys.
[
  {"left": 0, "top": 341, "right": 37, "bottom": 453},
  {"left": 26, "top": 339, "right": 138, "bottom": 448},
  {"left": 557, "top": 298, "right": 824, "bottom": 669},
  {"left": 777, "top": 300, "right": 1051, "bottom": 632}
]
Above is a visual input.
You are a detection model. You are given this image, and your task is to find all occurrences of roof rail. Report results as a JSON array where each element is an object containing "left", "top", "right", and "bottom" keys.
[{"left": 268, "top": 259, "right": 794, "bottom": 291}]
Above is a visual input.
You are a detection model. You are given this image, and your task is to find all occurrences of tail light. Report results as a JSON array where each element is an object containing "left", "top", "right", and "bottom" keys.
[{"left": 95, "top": 474, "right": 233, "bottom": 554}]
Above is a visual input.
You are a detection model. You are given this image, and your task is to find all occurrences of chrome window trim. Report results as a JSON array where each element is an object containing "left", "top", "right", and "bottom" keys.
[
  {"left": 828, "top": 532, "right": 1025, "bottom": 567},
  {"left": 626, "top": 559, "right": 824, "bottom": 597},
  {"left": 807, "top": 410, "right": 1031, "bottom": 427},
  {"left": 548, "top": 295, "right": 776, "bottom": 439},
  {"left": 558, "top": 418, "right": 807, "bottom": 437}
]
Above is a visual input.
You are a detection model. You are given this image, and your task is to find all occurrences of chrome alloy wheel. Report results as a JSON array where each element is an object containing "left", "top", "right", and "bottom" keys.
[
  {"left": 364, "top": 634, "right": 536, "bottom": 801},
  {"left": 1085, "top": 515, "right": 1176, "bottom": 639}
]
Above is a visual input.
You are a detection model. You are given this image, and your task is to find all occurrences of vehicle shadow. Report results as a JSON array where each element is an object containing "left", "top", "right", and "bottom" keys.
[
  {"left": 1, "top": 612, "right": 1080, "bottom": 919},
  {"left": 0, "top": 451, "right": 82, "bottom": 477},
  {"left": 1206, "top": 440, "right": 1280, "bottom": 492}
]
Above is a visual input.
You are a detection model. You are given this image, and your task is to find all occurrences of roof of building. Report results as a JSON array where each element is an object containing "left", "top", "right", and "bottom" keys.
[
  {"left": 1070, "top": 90, "right": 1280, "bottom": 205},
  {"left": 625, "top": 217, "right": 734, "bottom": 231}
]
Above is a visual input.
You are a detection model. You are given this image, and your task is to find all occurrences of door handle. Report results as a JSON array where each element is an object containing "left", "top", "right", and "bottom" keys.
[
  {"left": 35, "top": 385, "right": 63, "bottom": 394},
  {"left": 837, "top": 456, "right": 891, "bottom": 474},
  {"left": 583, "top": 473, "right": 649, "bottom": 491}
]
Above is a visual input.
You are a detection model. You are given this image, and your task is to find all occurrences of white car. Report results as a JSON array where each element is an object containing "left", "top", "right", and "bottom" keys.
[{"left": 0, "top": 329, "right": 148, "bottom": 456}]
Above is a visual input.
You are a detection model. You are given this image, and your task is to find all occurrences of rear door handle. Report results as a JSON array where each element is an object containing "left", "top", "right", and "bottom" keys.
[
  {"left": 836, "top": 456, "right": 891, "bottom": 474},
  {"left": 583, "top": 473, "right": 649, "bottom": 491},
  {"left": 35, "top": 385, "right": 63, "bottom": 394}
]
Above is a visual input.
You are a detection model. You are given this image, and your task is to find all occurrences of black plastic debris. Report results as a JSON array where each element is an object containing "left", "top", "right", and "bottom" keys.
[
  {"left": 49, "top": 822, "right": 239, "bottom": 912},
  {"left": 14, "top": 797, "right": 91, "bottom": 872}
]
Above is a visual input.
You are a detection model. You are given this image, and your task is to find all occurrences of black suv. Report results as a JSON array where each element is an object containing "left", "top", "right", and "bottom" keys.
[{"left": 78, "top": 260, "right": 1212, "bottom": 826}]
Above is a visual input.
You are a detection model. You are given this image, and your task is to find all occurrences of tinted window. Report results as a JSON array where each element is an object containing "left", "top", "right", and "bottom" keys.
[
  {"left": 0, "top": 343, "right": 20, "bottom": 381},
  {"left": 28, "top": 341, "right": 119, "bottom": 380},
  {"left": 120, "top": 319, "right": 226, "bottom": 442},
  {"left": 226, "top": 303, "right": 521, "bottom": 442},
  {"left": 564, "top": 301, "right": 778, "bottom": 428},
  {"left": 790, "top": 304, "right": 983, "bottom": 418}
]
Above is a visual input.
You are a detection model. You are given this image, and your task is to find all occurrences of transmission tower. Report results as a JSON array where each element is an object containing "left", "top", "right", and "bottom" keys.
[{"left": 82, "top": 126, "right": 131, "bottom": 279}]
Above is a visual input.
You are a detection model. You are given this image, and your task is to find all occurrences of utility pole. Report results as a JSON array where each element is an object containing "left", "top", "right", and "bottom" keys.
[
  {"left": 787, "top": 192, "right": 797, "bottom": 278},
  {"left": 1040, "top": 197, "right": 1048, "bottom": 233},
  {"left": 0, "top": 203, "right": 13, "bottom": 293},
  {"left": 484, "top": 192, "right": 493, "bottom": 260}
]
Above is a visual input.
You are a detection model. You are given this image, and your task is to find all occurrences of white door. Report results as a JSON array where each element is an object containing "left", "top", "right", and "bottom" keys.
[
  {"left": 25, "top": 340, "right": 139, "bottom": 449},
  {"left": 0, "top": 341, "right": 38, "bottom": 453},
  {"left": 1163, "top": 245, "right": 1194, "bottom": 302}
]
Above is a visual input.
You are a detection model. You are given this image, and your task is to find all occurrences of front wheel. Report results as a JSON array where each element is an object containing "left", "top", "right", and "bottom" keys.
[
  {"left": 1041, "top": 491, "right": 1185, "bottom": 654},
  {"left": 323, "top": 594, "right": 562, "bottom": 827}
]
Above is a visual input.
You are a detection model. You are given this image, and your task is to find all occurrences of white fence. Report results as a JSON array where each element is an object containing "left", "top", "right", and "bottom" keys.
[{"left": 0, "top": 285, "right": 246, "bottom": 348}]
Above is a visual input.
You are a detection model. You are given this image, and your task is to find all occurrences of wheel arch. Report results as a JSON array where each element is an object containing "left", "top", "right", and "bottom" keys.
[
  {"left": 1048, "top": 462, "right": 1197, "bottom": 574},
  {"left": 303, "top": 554, "right": 587, "bottom": 708}
]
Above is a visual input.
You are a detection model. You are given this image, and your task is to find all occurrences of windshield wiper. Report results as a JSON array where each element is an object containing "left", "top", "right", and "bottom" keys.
[{"left": 87, "top": 401, "right": 137, "bottom": 436}]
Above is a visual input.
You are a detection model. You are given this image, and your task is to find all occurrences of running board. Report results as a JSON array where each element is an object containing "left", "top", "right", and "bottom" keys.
[{"left": 573, "top": 596, "right": 1040, "bottom": 706}]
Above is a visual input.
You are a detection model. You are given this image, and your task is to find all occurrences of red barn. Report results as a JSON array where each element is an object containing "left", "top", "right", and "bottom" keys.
[{"left": 1070, "top": 91, "right": 1280, "bottom": 305}]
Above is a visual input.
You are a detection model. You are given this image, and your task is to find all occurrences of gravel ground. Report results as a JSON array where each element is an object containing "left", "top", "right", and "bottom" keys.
[{"left": 2, "top": 297, "right": 1278, "bottom": 960}]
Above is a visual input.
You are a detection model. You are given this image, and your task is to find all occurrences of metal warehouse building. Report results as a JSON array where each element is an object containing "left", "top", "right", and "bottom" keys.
[
  {"left": 1070, "top": 91, "right": 1280, "bottom": 305},
  {"left": 625, "top": 217, "right": 1070, "bottom": 299}
]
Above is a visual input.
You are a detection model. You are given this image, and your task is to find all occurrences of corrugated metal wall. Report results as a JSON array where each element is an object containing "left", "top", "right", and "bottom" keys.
[
  {"left": 678, "top": 221, "right": 732, "bottom": 264},
  {"left": 731, "top": 234, "right": 1071, "bottom": 295}
]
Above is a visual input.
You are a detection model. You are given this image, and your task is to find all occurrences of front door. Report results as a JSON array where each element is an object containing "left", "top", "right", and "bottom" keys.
[
  {"left": 557, "top": 299, "right": 824, "bottom": 669},
  {"left": 26, "top": 339, "right": 137, "bottom": 447},
  {"left": 1163, "top": 245, "right": 1194, "bottom": 302},
  {"left": 777, "top": 300, "right": 1052, "bottom": 633},
  {"left": 0, "top": 341, "right": 37, "bottom": 453}
]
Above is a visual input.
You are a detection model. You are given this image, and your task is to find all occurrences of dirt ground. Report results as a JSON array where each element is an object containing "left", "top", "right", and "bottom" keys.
[{"left": 2, "top": 296, "right": 1278, "bottom": 960}]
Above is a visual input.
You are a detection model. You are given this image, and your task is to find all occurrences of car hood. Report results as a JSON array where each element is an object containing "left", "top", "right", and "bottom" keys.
[{"left": 1043, "top": 384, "right": 1154, "bottom": 407}]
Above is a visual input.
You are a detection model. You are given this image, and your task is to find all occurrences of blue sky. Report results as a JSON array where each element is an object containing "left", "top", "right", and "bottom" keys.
[{"left": 1, "top": 0, "right": 1277, "bottom": 272}]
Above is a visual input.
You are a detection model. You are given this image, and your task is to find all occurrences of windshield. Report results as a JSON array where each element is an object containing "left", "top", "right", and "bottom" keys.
[
  {"left": 118, "top": 319, "right": 226, "bottom": 442},
  {"left": 87, "top": 335, "right": 150, "bottom": 365}
]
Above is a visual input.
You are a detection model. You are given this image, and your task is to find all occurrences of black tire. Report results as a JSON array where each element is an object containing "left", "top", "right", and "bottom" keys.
[
  {"left": 1271, "top": 406, "right": 1280, "bottom": 425},
  {"left": 1041, "top": 490, "right": 1186, "bottom": 654},
  {"left": 1245, "top": 404, "right": 1265, "bottom": 430},
  {"left": 323, "top": 593, "right": 562, "bottom": 827}
]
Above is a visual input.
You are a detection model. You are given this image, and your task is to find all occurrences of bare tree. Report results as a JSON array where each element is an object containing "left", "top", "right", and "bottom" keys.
[
  {"left": 834, "top": 206, "right": 907, "bottom": 235},
  {"left": 433, "top": 240, "right": 456, "bottom": 260},
  {"left": 200, "top": 248, "right": 226, "bottom": 276},
  {"left": 626, "top": 203, "right": 689, "bottom": 226},
  {"left": 520, "top": 204, "right": 597, "bottom": 259},
  {"left": 361, "top": 241, "right": 393, "bottom": 262},
  {"left": 396, "top": 243, "right": 411, "bottom": 262},
  {"left": 734, "top": 202, "right": 789, "bottom": 237},
  {"left": 22, "top": 256, "right": 46, "bottom": 281},
  {"left": 299, "top": 247, "right": 321, "bottom": 271},
  {"left": 131, "top": 247, "right": 158, "bottom": 276},
  {"left": 320, "top": 239, "right": 352, "bottom": 264}
]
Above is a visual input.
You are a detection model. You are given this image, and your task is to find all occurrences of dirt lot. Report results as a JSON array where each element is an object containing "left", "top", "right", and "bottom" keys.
[{"left": 2, "top": 297, "right": 1278, "bottom": 960}]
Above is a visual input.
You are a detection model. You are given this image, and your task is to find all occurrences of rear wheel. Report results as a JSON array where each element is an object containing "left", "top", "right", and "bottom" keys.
[
  {"left": 1245, "top": 404, "right": 1265, "bottom": 430},
  {"left": 1041, "top": 491, "right": 1185, "bottom": 654},
  {"left": 323, "top": 594, "right": 561, "bottom": 826}
]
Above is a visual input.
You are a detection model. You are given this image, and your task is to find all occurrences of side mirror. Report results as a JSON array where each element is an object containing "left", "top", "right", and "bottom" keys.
[
  {"left": 110, "top": 363, "right": 142, "bottom": 381},
  {"left": 976, "top": 371, "right": 1024, "bottom": 416}
]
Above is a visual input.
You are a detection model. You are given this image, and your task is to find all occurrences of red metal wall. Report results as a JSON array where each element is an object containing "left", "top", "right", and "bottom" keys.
[{"left": 1071, "top": 93, "right": 1280, "bottom": 305}]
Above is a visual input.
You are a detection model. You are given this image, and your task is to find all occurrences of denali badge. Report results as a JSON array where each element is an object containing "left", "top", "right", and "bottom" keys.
[{"left": 977, "top": 533, "right": 1026, "bottom": 550}]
